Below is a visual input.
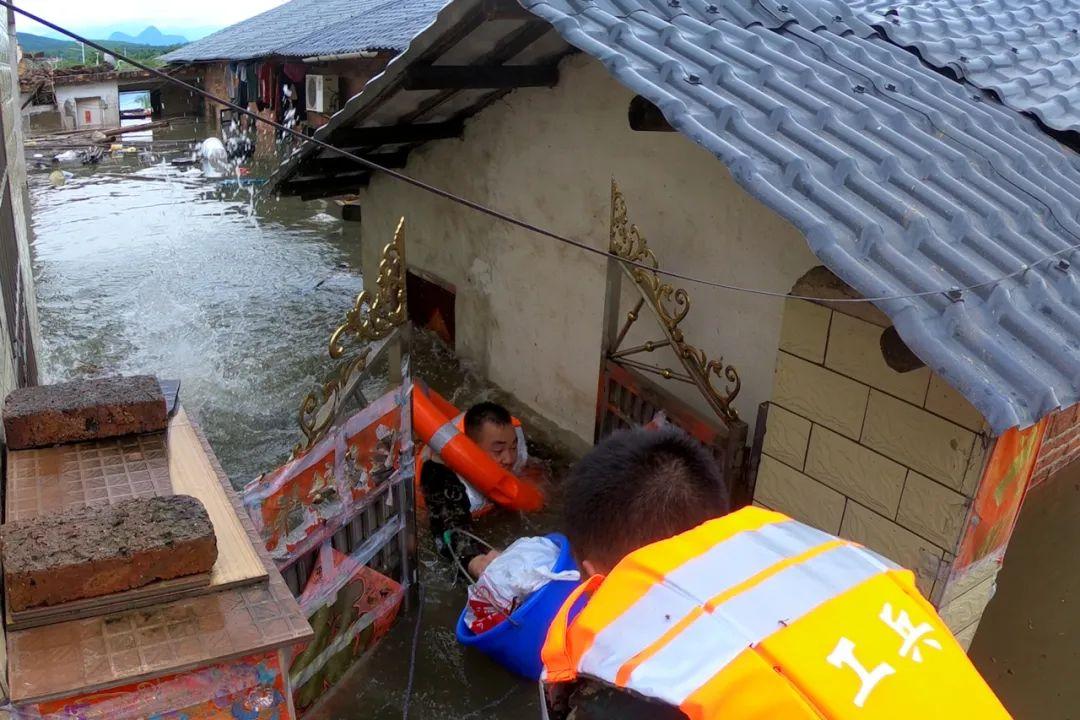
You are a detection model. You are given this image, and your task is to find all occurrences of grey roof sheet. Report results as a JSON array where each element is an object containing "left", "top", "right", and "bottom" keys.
[
  {"left": 163, "top": 0, "right": 447, "bottom": 62},
  {"left": 848, "top": 0, "right": 1080, "bottom": 133},
  {"left": 522, "top": 0, "right": 1080, "bottom": 432},
  {"left": 270, "top": 0, "right": 1080, "bottom": 432}
]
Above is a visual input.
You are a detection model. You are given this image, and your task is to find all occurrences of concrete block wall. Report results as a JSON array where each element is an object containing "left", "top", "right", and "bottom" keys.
[
  {"left": 756, "top": 300, "right": 993, "bottom": 633},
  {"left": 1029, "top": 403, "right": 1080, "bottom": 489}
]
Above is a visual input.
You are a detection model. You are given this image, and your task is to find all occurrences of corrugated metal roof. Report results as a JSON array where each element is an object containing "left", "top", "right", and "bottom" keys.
[
  {"left": 524, "top": 0, "right": 1080, "bottom": 432},
  {"left": 274, "top": 0, "right": 450, "bottom": 57},
  {"left": 848, "top": 0, "right": 1080, "bottom": 133},
  {"left": 269, "top": 0, "right": 1080, "bottom": 433},
  {"left": 163, "top": 0, "right": 447, "bottom": 62}
]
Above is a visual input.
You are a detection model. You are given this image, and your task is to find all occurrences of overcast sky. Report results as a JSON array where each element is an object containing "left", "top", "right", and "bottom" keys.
[{"left": 13, "top": 0, "right": 289, "bottom": 39}]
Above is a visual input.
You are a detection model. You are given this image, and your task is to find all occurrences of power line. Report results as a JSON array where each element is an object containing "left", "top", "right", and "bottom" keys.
[{"left": 4, "top": 0, "right": 1076, "bottom": 305}]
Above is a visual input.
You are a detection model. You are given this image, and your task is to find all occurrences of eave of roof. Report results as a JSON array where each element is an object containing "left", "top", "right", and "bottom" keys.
[{"left": 163, "top": 0, "right": 447, "bottom": 63}]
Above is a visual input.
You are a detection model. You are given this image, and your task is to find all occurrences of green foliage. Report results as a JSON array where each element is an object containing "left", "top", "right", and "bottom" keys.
[{"left": 18, "top": 32, "right": 185, "bottom": 69}]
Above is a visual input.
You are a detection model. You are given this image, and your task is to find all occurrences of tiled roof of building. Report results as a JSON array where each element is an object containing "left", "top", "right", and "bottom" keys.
[
  {"left": 848, "top": 0, "right": 1080, "bottom": 134},
  {"left": 270, "top": 0, "right": 1080, "bottom": 433},
  {"left": 162, "top": 0, "right": 447, "bottom": 63},
  {"left": 274, "top": 0, "right": 449, "bottom": 58}
]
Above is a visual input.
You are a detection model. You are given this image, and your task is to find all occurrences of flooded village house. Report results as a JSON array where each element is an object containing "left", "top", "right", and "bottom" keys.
[
  {"left": 18, "top": 56, "right": 202, "bottom": 132},
  {"left": 270, "top": 0, "right": 1080, "bottom": 652},
  {"left": 160, "top": 0, "right": 448, "bottom": 154}
]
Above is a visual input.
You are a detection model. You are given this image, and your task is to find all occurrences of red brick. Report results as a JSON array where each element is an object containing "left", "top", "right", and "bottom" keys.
[
  {"left": 1030, "top": 470, "right": 1051, "bottom": 489},
  {"left": 3, "top": 375, "right": 167, "bottom": 449},
  {"left": 1050, "top": 407, "right": 1078, "bottom": 438},
  {"left": 2, "top": 496, "right": 216, "bottom": 611},
  {"left": 1036, "top": 444, "right": 1066, "bottom": 472}
]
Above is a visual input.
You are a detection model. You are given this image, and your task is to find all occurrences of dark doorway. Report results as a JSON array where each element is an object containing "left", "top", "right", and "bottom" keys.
[{"left": 406, "top": 269, "right": 455, "bottom": 346}]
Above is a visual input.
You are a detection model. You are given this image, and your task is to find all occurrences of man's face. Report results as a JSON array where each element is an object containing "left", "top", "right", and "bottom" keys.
[{"left": 474, "top": 421, "right": 518, "bottom": 471}]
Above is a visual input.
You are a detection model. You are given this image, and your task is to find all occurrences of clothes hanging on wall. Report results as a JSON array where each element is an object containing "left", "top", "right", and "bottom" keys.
[
  {"left": 235, "top": 63, "right": 248, "bottom": 107},
  {"left": 283, "top": 63, "right": 307, "bottom": 84},
  {"left": 257, "top": 63, "right": 275, "bottom": 112}
]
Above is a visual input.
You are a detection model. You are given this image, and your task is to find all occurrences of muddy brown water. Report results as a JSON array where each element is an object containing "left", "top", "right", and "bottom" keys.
[{"left": 28, "top": 119, "right": 567, "bottom": 719}]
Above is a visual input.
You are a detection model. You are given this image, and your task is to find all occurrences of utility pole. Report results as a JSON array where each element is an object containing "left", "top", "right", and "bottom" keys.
[{"left": 80, "top": 41, "right": 84, "bottom": 63}]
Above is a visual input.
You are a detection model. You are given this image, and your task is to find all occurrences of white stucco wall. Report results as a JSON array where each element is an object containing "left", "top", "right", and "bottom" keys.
[
  {"left": 55, "top": 80, "right": 119, "bottom": 130},
  {"left": 356, "top": 54, "right": 818, "bottom": 442}
]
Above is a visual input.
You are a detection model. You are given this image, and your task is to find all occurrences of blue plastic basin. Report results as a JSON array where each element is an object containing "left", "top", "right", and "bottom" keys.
[{"left": 455, "top": 533, "right": 580, "bottom": 679}]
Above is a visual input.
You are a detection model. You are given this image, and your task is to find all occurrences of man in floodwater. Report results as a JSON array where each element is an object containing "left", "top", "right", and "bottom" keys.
[{"left": 420, "top": 401, "right": 519, "bottom": 576}]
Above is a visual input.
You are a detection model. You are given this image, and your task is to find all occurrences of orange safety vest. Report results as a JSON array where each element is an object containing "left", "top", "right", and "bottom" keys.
[{"left": 541, "top": 507, "right": 1011, "bottom": 719}]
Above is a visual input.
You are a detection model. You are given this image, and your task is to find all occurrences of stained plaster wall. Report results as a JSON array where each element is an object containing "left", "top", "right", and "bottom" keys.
[
  {"left": 353, "top": 53, "right": 818, "bottom": 443},
  {"left": 0, "top": 11, "right": 40, "bottom": 402},
  {"left": 54, "top": 80, "right": 119, "bottom": 130}
]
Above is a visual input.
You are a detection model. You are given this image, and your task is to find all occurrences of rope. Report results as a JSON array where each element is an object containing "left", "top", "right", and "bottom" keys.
[
  {"left": 5, "top": 1, "right": 1077, "bottom": 305},
  {"left": 444, "top": 527, "right": 496, "bottom": 584},
  {"left": 401, "top": 583, "right": 425, "bottom": 720}
]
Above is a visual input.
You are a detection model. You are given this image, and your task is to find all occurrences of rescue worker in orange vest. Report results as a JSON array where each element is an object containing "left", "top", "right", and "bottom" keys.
[
  {"left": 541, "top": 427, "right": 1012, "bottom": 720},
  {"left": 420, "top": 401, "right": 519, "bottom": 578}
]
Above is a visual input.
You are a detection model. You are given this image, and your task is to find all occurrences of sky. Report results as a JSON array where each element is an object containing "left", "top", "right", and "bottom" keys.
[{"left": 12, "top": 0, "right": 290, "bottom": 40}]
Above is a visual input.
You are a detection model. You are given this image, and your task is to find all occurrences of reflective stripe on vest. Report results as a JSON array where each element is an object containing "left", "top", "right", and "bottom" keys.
[
  {"left": 578, "top": 520, "right": 886, "bottom": 694},
  {"left": 574, "top": 517, "right": 889, "bottom": 705},
  {"left": 428, "top": 419, "right": 461, "bottom": 455},
  {"left": 543, "top": 507, "right": 1011, "bottom": 719}
]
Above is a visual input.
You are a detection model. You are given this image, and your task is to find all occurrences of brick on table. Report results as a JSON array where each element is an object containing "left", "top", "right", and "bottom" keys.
[
  {"left": 3, "top": 375, "right": 167, "bottom": 450},
  {"left": 2, "top": 496, "right": 217, "bottom": 612}
]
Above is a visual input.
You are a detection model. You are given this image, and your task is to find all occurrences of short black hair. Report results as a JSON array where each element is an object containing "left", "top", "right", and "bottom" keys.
[
  {"left": 563, "top": 427, "right": 730, "bottom": 569},
  {"left": 464, "top": 401, "right": 513, "bottom": 440}
]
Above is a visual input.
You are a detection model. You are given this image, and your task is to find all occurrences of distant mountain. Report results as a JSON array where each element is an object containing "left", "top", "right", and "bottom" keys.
[{"left": 108, "top": 27, "right": 187, "bottom": 46}]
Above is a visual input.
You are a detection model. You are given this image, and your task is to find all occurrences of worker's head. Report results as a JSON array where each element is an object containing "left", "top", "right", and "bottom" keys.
[
  {"left": 563, "top": 427, "right": 730, "bottom": 577},
  {"left": 464, "top": 401, "right": 518, "bottom": 471}
]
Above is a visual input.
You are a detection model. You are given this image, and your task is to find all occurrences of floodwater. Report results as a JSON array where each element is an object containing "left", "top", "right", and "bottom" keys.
[
  {"left": 27, "top": 119, "right": 565, "bottom": 720},
  {"left": 969, "top": 463, "right": 1080, "bottom": 718}
]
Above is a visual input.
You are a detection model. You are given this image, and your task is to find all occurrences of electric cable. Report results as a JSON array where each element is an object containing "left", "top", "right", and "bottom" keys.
[{"left": 7, "top": 0, "right": 1079, "bottom": 304}]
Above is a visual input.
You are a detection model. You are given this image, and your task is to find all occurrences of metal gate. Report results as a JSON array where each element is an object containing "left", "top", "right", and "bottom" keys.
[
  {"left": 242, "top": 219, "right": 417, "bottom": 714},
  {"left": 597, "top": 182, "right": 751, "bottom": 505}
]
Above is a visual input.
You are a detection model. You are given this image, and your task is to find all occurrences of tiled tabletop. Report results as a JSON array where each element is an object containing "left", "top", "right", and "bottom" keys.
[
  {"left": 7, "top": 415, "right": 313, "bottom": 704},
  {"left": 6, "top": 433, "right": 173, "bottom": 522}
]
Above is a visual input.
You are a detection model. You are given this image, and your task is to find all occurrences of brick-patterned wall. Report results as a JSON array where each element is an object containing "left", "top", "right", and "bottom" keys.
[
  {"left": 202, "top": 63, "right": 229, "bottom": 126},
  {"left": 755, "top": 300, "right": 1008, "bottom": 650},
  {"left": 1029, "top": 404, "right": 1080, "bottom": 489}
]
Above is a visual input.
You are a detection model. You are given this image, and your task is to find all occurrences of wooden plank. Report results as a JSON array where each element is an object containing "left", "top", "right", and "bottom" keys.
[
  {"left": 168, "top": 409, "right": 267, "bottom": 590},
  {"left": 6, "top": 573, "right": 211, "bottom": 631},
  {"left": 403, "top": 65, "right": 559, "bottom": 90}
]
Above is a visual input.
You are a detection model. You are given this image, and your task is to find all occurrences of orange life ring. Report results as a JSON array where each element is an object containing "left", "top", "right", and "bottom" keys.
[{"left": 413, "top": 387, "right": 544, "bottom": 512}]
